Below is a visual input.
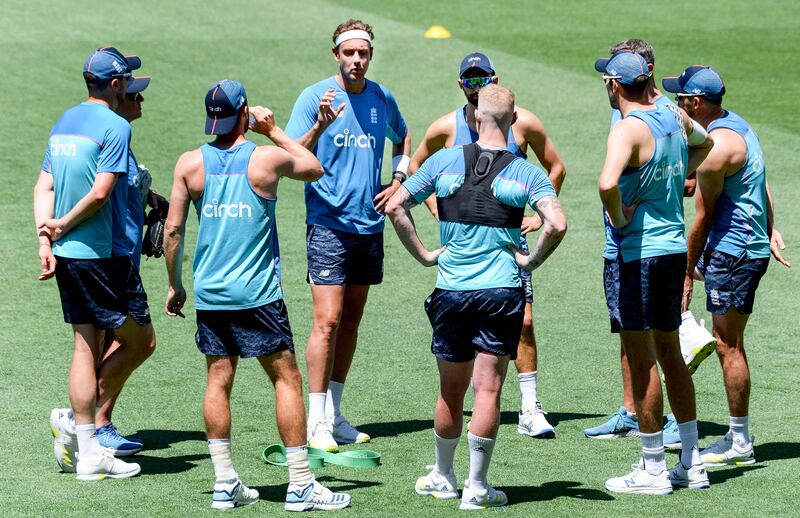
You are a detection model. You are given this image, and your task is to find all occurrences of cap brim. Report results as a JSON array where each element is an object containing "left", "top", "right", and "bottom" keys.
[
  {"left": 205, "top": 114, "right": 239, "bottom": 136},
  {"left": 127, "top": 76, "right": 150, "bottom": 93},
  {"left": 661, "top": 76, "right": 682, "bottom": 93},
  {"left": 459, "top": 65, "right": 494, "bottom": 77},
  {"left": 125, "top": 55, "right": 142, "bottom": 71},
  {"left": 594, "top": 58, "right": 610, "bottom": 73}
]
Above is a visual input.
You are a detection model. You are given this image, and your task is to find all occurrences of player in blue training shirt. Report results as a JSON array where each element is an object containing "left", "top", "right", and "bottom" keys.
[
  {"left": 409, "top": 51, "right": 567, "bottom": 440},
  {"left": 664, "top": 65, "right": 790, "bottom": 468},
  {"left": 34, "top": 46, "right": 142, "bottom": 481},
  {"left": 285, "top": 19, "right": 411, "bottom": 451},
  {"left": 387, "top": 85, "right": 567, "bottom": 510},
  {"left": 164, "top": 80, "right": 349, "bottom": 511},
  {"left": 594, "top": 51, "right": 715, "bottom": 495}
]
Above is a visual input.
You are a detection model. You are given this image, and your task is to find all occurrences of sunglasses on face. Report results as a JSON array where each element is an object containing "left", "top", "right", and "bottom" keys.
[
  {"left": 460, "top": 76, "right": 494, "bottom": 89},
  {"left": 125, "top": 93, "right": 143, "bottom": 102}
]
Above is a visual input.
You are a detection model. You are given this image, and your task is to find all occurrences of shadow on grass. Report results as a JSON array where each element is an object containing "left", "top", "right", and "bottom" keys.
[
  {"left": 500, "top": 481, "right": 614, "bottom": 503},
  {"left": 755, "top": 442, "right": 800, "bottom": 462},
  {"left": 697, "top": 421, "right": 730, "bottom": 440},
  {"left": 137, "top": 453, "right": 207, "bottom": 475},
  {"left": 358, "top": 419, "right": 434, "bottom": 438},
  {"left": 703, "top": 464, "right": 765, "bottom": 486},
  {"left": 133, "top": 429, "right": 206, "bottom": 450},
  {"left": 463, "top": 411, "right": 605, "bottom": 428},
  {"left": 250, "top": 476, "right": 382, "bottom": 503}
]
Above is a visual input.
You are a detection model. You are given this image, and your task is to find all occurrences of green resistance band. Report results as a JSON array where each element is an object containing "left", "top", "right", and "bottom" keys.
[{"left": 262, "top": 444, "right": 381, "bottom": 469}]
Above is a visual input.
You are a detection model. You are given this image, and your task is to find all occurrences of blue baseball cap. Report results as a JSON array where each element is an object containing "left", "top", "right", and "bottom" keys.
[
  {"left": 662, "top": 66, "right": 726, "bottom": 101},
  {"left": 594, "top": 51, "right": 651, "bottom": 85},
  {"left": 459, "top": 52, "right": 495, "bottom": 77},
  {"left": 205, "top": 80, "right": 248, "bottom": 135},
  {"left": 83, "top": 47, "right": 141, "bottom": 83},
  {"left": 127, "top": 76, "right": 150, "bottom": 94}
]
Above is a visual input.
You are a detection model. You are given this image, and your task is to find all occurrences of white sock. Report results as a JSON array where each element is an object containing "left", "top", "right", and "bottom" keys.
[
  {"left": 325, "top": 381, "right": 345, "bottom": 420},
  {"left": 75, "top": 423, "right": 101, "bottom": 460},
  {"left": 308, "top": 393, "right": 326, "bottom": 426},
  {"left": 467, "top": 432, "right": 496, "bottom": 487},
  {"left": 434, "top": 432, "right": 460, "bottom": 475},
  {"left": 286, "top": 445, "right": 314, "bottom": 485},
  {"left": 677, "top": 419, "right": 701, "bottom": 467},
  {"left": 208, "top": 439, "right": 236, "bottom": 481},
  {"left": 729, "top": 415, "right": 750, "bottom": 445},
  {"left": 640, "top": 431, "right": 666, "bottom": 475},
  {"left": 518, "top": 371, "right": 538, "bottom": 410}
]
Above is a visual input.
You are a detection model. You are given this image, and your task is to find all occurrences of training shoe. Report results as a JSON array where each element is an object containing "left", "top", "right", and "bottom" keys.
[
  {"left": 285, "top": 477, "right": 351, "bottom": 511},
  {"left": 604, "top": 460, "right": 673, "bottom": 495},
  {"left": 308, "top": 420, "right": 339, "bottom": 453},
  {"left": 332, "top": 415, "right": 370, "bottom": 445},
  {"left": 679, "top": 311, "right": 717, "bottom": 376},
  {"left": 701, "top": 432, "right": 756, "bottom": 467},
  {"left": 96, "top": 423, "right": 143, "bottom": 457},
  {"left": 584, "top": 407, "right": 639, "bottom": 439},
  {"left": 668, "top": 461, "right": 710, "bottom": 489},
  {"left": 211, "top": 477, "right": 259, "bottom": 510},
  {"left": 459, "top": 480, "right": 508, "bottom": 510},
  {"left": 518, "top": 402, "right": 556, "bottom": 439},
  {"left": 663, "top": 414, "right": 682, "bottom": 450},
  {"left": 415, "top": 468, "right": 459, "bottom": 499},
  {"left": 75, "top": 448, "right": 141, "bottom": 481},
  {"left": 50, "top": 408, "right": 77, "bottom": 473}
]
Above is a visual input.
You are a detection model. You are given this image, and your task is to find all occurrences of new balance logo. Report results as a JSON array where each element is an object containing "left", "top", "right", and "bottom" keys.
[{"left": 202, "top": 199, "right": 253, "bottom": 218}]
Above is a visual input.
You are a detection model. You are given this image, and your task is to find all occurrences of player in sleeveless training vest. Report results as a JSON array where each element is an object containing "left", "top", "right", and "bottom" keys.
[
  {"left": 35, "top": 46, "right": 142, "bottom": 481},
  {"left": 285, "top": 19, "right": 411, "bottom": 452},
  {"left": 594, "top": 51, "right": 715, "bottom": 494},
  {"left": 409, "top": 52, "right": 566, "bottom": 439},
  {"left": 164, "top": 80, "right": 349, "bottom": 511},
  {"left": 664, "top": 65, "right": 791, "bottom": 468},
  {"left": 387, "top": 85, "right": 567, "bottom": 510}
]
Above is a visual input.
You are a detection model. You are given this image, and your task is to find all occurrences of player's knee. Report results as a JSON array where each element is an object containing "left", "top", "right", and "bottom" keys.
[{"left": 313, "top": 315, "right": 341, "bottom": 339}]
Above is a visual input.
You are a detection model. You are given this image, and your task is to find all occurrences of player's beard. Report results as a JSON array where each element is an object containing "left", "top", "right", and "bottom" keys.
[{"left": 467, "top": 92, "right": 479, "bottom": 107}]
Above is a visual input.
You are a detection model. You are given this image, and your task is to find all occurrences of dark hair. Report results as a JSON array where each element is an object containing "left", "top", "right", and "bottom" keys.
[
  {"left": 332, "top": 19, "right": 374, "bottom": 46},
  {"left": 83, "top": 72, "right": 111, "bottom": 94},
  {"left": 618, "top": 75, "right": 649, "bottom": 95},
  {"left": 610, "top": 38, "right": 655, "bottom": 65}
]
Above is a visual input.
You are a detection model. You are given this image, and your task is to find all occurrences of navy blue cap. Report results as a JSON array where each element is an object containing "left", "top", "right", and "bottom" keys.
[
  {"left": 83, "top": 47, "right": 141, "bottom": 83},
  {"left": 459, "top": 52, "right": 495, "bottom": 77},
  {"left": 205, "top": 80, "right": 248, "bottom": 135},
  {"left": 594, "top": 51, "right": 651, "bottom": 85},
  {"left": 127, "top": 76, "right": 150, "bottom": 94},
  {"left": 662, "top": 66, "right": 726, "bottom": 100}
]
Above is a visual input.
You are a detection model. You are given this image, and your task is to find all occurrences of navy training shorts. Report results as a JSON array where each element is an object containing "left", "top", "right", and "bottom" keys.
[
  {"left": 306, "top": 224, "right": 383, "bottom": 285},
  {"left": 617, "top": 252, "right": 686, "bottom": 332},
  {"left": 54, "top": 255, "right": 130, "bottom": 329},
  {"left": 697, "top": 248, "right": 769, "bottom": 315}
]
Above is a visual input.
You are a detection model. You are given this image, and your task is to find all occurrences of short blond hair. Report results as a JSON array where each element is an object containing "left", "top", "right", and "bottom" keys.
[{"left": 477, "top": 84, "right": 515, "bottom": 126}]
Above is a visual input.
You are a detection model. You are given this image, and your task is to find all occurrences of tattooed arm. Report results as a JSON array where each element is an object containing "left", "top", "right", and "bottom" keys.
[
  {"left": 510, "top": 195, "right": 567, "bottom": 272},
  {"left": 385, "top": 186, "right": 446, "bottom": 267}
]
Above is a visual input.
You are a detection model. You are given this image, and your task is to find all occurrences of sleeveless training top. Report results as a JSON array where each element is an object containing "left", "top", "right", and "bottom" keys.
[{"left": 453, "top": 105, "right": 527, "bottom": 159}]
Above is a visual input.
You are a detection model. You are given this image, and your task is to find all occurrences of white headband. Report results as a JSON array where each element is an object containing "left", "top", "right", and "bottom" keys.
[{"left": 335, "top": 29, "right": 372, "bottom": 47}]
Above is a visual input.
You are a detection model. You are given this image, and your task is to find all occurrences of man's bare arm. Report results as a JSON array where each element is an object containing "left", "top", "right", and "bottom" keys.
[
  {"left": 250, "top": 106, "right": 324, "bottom": 183},
  {"left": 681, "top": 109, "right": 715, "bottom": 173},
  {"left": 294, "top": 89, "right": 345, "bottom": 150},
  {"left": 598, "top": 120, "right": 638, "bottom": 229},
  {"left": 374, "top": 129, "right": 413, "bottom": 212},
  {"left": 164, "top": 152, "right": 195, "bottom": 318},
  {"left": 765, "top": 178, "right": 790, "bottom": 267},
  {"left": 409, "top": 115, "right": 451, "bottom": 219},
  {"left": 385, "top": 186, "right": 445, "bottom": 267},
  {"left": 45, "top": 172, "right": 118, "bottom": 240},
  {"left": 33, "top": 171, "right": 57, "bottom": 280},
  {"left": 519, "top": 109, "right": 566, "bottom": 194},
  {"left": 511, "top": 196, "right": 567, "bottom": 271}
]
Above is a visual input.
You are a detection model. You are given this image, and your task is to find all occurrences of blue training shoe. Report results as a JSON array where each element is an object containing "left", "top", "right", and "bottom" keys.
[
  {"left": 96, "top": 423, "right": 143, "bottom": 457},
  {"left": 584, "top": 407, "right": 640, "bottom": 439},
  {"left": 663, "top": 413, "right": 682, "bottom": 449}
]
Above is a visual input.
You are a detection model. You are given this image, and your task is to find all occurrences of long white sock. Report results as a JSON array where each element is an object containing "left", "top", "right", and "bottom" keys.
[
  {"left": 308, "top": 393, "right": 326, "bottom": 426},
  {"left": 325, "top": 381, "right": 345, "bottom": 421},
  {"left": 208, "top": 439, "right": 236, "bottom": 481},
  {"left": 729, "top": 415, "right": 750, "bottom": 445},
  {"left": 677, "top": 419, "right": 701, "bottom": 467},
  {"left": 640, "top": 431, "right": 666, "bottom": 475},
  {"left": 286, "top": 445, "right": 314, "bottom": 485},
  {"left": 434, "top": 432, "right": 460, "bottom": 475},
  {"left": 75, "top": 423, "right": 101, "bottom": 460},
  {"left": 467, "top": 432, "right": 496, "bottom": 487},
  {"left": 518, "top": 371, "right": 538, "bottom": 410}
]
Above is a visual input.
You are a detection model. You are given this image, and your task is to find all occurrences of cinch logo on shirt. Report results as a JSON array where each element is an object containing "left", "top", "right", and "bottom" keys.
[
  {"left": 202, "top": 199, "right": 253, "bottom": 218},
  {"left": 50, "top": 141, "right": 77, "bottom": 157},
  {"left": 653, "top": 160, "right": 685, "bottom": 181},
  {"left": 332, "top": 129, "right": 377, "bottom": 148}
]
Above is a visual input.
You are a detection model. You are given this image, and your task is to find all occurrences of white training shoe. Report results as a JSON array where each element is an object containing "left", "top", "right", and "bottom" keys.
[
  {"left": 415, "top": 468, "right": 459, "bottom": 500},
  {"left": 285, "top": 477, "right": 351, "bottom": 511},
  {"left": 701, "top": 432, "right": 756, "bottom": 467},
  {"left": 75, "top": 448, "right": 141, "bottom": 481},
  {"left": 332, "top": 415, "right": 370, "bottom": 445},
  {"left": 50, "top": 408, "right": 77, "bottom": 473},
  {"left": 679, "top": 311, "right": 717, "bottom": 375},
  {"left": 308, "top": 420, "right": 339, "bottom": 453},
  {"left": 459, "top": 480, "right": 508, "bottom": 510},
  {"left": 605, "top": 461, "right": 673, "bottom": 495},
  {"left": 518, "top": 402, "right": 556, "bottom": 439},
  {"left": 211, "top": 477, "right": 259, "bottom": 510},
  {"left": 668, "top": 461, "right": 710, "bottom": 489}
]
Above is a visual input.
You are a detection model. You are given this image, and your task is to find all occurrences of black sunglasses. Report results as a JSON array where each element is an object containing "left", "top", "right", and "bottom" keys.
[{"left": 125, "top": 93, "right": 144, "bottom": 102}]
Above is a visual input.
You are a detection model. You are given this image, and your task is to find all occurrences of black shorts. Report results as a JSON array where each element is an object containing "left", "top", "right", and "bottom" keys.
[
  {"left": 424, "top": 287, "right": 525, "bottom": 363},
  {"left": 617, "top": 253, "right": 686, "bottom": 332},
  {"left": 698, "top": 248, "right": 769, "bottom": 315},
  {"left": 124, "top": 258, "right": 151, "bottom": 326},
  {"left": 603, "top": 258, "right": 622, "bottom": 333},
  {"left": 518, "top": 236, "right": 533, "bottom": 304},
  {"left": 195, "top": 299, "right": 295, "bottom": 358},
  {"left": 54, "top": 256, "right": 130, "bottom": 329},
  {"left": 306, "top": 225, "right": 383, "bottom": 285}
]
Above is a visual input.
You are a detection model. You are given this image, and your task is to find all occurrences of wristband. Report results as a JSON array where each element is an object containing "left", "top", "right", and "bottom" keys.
[
  {"left": 392, "top": 155, "right": 410, "bottom": 175},
  {"left": 687, "top": 118, "right": 708, "bottom": 146}
]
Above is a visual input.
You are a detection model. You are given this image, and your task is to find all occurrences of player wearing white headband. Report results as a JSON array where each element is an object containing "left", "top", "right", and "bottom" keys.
[{"left": 286, "top": 19, "right": 411, "bottom": 452}]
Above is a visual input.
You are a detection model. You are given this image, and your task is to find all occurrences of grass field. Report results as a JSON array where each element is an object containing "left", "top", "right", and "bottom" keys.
[{"left": 2, "top": 0, "right": 799, "bottom": 515}]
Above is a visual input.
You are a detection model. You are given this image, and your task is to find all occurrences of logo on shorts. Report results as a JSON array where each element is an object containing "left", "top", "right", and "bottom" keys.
[
  {"left": 202, "top": 199, "right": 253, "bottom": 218},
  {"left": 332, "top": 129, "right": 377, "bottom": 148},
  {"left": 319, "top": 269, "right": 331, "bottom": 278},
  {"left": 710, "top": 289, "right": 720, "bottom": 306}
]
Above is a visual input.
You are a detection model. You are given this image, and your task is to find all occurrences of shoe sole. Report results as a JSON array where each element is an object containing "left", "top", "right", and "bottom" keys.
[
  {"left": 702, "top": 457, "right": 756, "bottom": 468},
  {"left": 285, "top": 500, "right": 350, "bottom": 512},
  {"left": 211, "top": 498, "right": 259, "bottom": 510},
  {"left": 664, "top": 441, "right": 682, "bottom": 450},
  {"left": 584, "top": 430, "right": 640, "bottom": 440},
  {"left": 54, "top": 439, "right": 77, "bottom": 473},
  {"left": 459, "top": 501, "right": 508, "bottom": 510},
  {"left": 604, "top": 483, "right": 673, "bottom": 495},
  {"left": 686, "top": 341, "right": 717, "bottom": 375},
  {"left": 518, "top": 425, "right": 555, "bottom": 439},
  {"left": 76, "top": 465, "right": 142, "bottom": 481},
  {"left": 104, "top": 446, "right": 143, "bottom": 457},
  {"left": 671, "top": 479, "right": 711, "bottom": 489},
  {"left": 332, "top": 434, "right": 371, "bottom": 445},
  {"left": 415, "top": 488, "right": 460, "bottom": 499}
]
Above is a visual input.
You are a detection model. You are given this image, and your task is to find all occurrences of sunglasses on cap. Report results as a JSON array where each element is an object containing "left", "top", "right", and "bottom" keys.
[{"left": 460, "top": 76, "right": 494, "bottom": 89}]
